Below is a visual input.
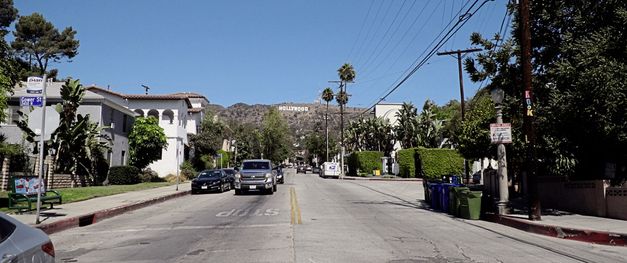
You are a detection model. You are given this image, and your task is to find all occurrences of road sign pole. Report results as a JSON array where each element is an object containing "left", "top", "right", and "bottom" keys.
[{"left": 35, "top": 74, "right": 47, "bottom": 225}]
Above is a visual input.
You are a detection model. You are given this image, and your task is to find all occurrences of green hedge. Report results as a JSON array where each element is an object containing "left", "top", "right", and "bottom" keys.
[
  {"left": 348, "top": 151, "right": 383, "bottom": 176},
  {"left": 397, "top": 149, "right": 418, "bottom": 178},
  {"left": 108, "top": 166, "right": 141, "bottom": 185},
  {"left": 397, "top": 148, "right": 464, "bottom": 179}
]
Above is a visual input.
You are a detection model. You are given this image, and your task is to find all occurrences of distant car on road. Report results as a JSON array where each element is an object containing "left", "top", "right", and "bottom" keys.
[
  {"left": 235, "top": 159, "right": 277, "bottom": 195},
  {"left": 305, "top": 166, "right": 312, "bottom": 173},
  {"left": 0, "top": 213, "right": 55, "bottom": 263},
  {"left": 297, "top": 165, "right": 306, "bottom": 174},
  {"left": 191, "top": 169, "right": 231, "bottom": 194},
  {"left": 312, "top": 166, "right": 321, "bottom": 174},
  {"left": 221, "top": 168, "right": 237, "bottom": 188},
  {"left": 274, "top": 166, "right": 285, "bottom": 184},
  {"left": 320, "top": 162, "right": 340, "bottom": 179}
]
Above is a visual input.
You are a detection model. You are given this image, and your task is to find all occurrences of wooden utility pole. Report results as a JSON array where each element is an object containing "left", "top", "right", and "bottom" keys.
[
  {"left": 520, "top": 0, "right": 541, "bottom": 221},
  {"left": 437, "top": 48, "right": 482, "bottom": 184}
]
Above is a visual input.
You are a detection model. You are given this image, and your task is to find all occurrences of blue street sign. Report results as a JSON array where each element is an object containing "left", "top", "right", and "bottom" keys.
[{"left": 20, "top": 96, "right": 43, "bottom": 107}]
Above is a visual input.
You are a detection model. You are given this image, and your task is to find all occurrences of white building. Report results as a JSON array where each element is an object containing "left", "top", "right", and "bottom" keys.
[
  {"left": 374, "top": 103, "right": 403, "bottom": 153},
  {"left": 88, "top": 87, "right": 209, "bottom": 177}
]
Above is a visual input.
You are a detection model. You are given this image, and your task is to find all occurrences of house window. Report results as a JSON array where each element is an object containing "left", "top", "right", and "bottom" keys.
[
  {"left": 121, "top": 151, "right": 126, "bottom": 165},
  {"left": 122, "top": 115, "right": 128, "bottom": 132},
  {"left": 2, "top": 106, "right": 20, "bottom": 125}
]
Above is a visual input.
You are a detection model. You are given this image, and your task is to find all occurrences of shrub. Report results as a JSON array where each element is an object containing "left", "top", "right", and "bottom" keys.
[
  {"left": 139, "top": 168, "right": 164, "bottom": 182},
  {"left": 180, "top": 161, "right": 197, "bottom": 181},
  {"left": 163, "top": 174, "right": 178, "bottom": 183},
  {"left": 216, "top": 150, "right": 231, "bottom": 168},
  {"left": 397, "top": 149, "right": 418, "bottom": 178},
  {"left": 397, "top": 148, "right": 464, "bottom": 179},
  {"left": 348, "top": 151, "right": 383, "bottom": 176},
  {"left": 108, "top": 166, "right": 141, "bottom": 185}
]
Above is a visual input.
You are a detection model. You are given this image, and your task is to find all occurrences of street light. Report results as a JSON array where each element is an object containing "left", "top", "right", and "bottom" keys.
[{"left": 491, "top": 87, "right": 509, "bottom": 215}]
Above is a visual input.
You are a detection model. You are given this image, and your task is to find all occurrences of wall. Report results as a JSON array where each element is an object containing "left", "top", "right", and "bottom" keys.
[
  {"left": 538, "top": 177, "right": 608, "bottom": 217},
  {"left": 147, "top": 137, "right": 183, "bottom": 177},
  {"left": 100, "top": 104, "right": 134, "bottom": 166},
  {"left": 606, "top": 186, "right": 627, "bottom": 220}
]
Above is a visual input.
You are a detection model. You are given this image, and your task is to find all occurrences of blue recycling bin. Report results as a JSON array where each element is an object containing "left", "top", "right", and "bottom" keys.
[
  {"left": 430, "top": 183, "right": 443, "bottom": 210},
  {"left": 441, "top": 183, "right": 452, "bottom": 212}
]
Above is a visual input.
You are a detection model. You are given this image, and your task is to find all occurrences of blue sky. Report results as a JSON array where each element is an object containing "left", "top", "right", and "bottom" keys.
[{"left": 14, "top": 0, "right": 509, "bottom": 108}]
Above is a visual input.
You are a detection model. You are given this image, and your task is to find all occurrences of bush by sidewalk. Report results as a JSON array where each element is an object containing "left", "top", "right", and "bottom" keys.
[
  {"left": 398, "top": 148, "right": 464, "bottom": 179},
  {"left": 108, "top": 166, "right": 141, "bottom": 185},
  {"left": 348, "top": 151, "right": 383, "bottom": 176}
]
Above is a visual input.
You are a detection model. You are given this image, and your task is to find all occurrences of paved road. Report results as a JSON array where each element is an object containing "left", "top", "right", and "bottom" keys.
[{"left": 52, "top": 169, "right": 627, "bottom": 262}]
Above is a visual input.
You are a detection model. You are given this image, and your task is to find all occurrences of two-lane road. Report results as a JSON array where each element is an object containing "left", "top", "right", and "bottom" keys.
[{"left": 51, "top": 170, "right": 627, "bottom": 262}]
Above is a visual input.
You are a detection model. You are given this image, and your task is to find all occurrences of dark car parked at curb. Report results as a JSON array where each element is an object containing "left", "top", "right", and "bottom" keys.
[
  {"left": 297, "top": 165, "right": 306, "bottom": 174},
  {"left": 191, "top": 169, "right": 231, "bottom": 194},
  {"left": 234, "top": 159, "right": 277, "bottom": 195}
]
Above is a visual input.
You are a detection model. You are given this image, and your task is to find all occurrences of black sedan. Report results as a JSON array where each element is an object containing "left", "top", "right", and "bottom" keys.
[
  {"left": 191, "top": 170, "right": 231, "bottom": 194},
  {"left": 221, "top": 168, "right": 237, "bottom": 188}
]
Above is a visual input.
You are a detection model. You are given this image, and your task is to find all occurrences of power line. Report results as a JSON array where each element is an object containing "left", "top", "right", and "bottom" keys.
[
  {"left": 352, "top": 0, "right": 389, "bottom": 66},
  {"left": 360, "top": 0, "right": 492, "bottom": 116},
  {"left": 345, "top": 0, "right": 375, "bottom": 62}
]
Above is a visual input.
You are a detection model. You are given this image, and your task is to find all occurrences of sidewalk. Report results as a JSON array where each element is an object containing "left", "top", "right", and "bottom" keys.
[
  {"left": 9, "top": 183, "right": 190, "bottom": 235},
  {"left": 342, "top": 175, "right": 422, "bottom": 182},
  {"left": 485, "top": 210, "right": 627, "bottom": 246}
]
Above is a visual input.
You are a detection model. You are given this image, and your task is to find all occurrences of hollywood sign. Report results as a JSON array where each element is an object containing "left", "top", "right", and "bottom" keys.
[{"left": 278, "top": 105, "right": 309, "bottom": 112}]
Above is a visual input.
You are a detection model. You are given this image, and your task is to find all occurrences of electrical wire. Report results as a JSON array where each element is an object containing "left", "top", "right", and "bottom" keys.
[
  {"left": 345, "top": 0, "right": 375, "bottom": 62},
  {"left": 360, "top": 0, "right": 492, "bottom": 116}
]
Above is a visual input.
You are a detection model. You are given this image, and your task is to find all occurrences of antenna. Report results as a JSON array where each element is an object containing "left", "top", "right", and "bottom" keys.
[{"left": 141, "top": 85, "right": 150, "bottom": 95}]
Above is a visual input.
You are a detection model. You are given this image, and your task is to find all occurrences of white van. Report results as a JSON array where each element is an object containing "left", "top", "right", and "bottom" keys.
[{"left": 320, "top": 162, "right": 340, "bottom": 178}]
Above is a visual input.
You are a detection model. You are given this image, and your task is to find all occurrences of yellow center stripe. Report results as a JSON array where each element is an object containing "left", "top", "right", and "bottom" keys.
[{"left": 290, "top": 187, "right": 302, "bottom": 225}]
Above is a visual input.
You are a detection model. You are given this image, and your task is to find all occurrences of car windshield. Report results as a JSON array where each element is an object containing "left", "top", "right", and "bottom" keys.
[
  {"left": 222, "top": 169, "right": 236, "bottom": 175},
  {"left": 242, "top": 161, "right": 270, "bottom": 170},
  {"left": 198, "top": 170, "right": 221, "bottom": 178}
]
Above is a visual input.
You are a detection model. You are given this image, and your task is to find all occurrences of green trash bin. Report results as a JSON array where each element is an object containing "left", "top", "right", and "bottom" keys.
[
  {"left": 450, "top": 187, "right": 469, "bottom": 216},
  {"left": 459, "top": 191, "right": 482, "bottom": 220}
]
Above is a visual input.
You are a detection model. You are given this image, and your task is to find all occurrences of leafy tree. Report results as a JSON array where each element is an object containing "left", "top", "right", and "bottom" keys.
[
  {"left": 189, "top": 112, "right": 229, "bottom": 170},
  {"left": 464, "top": 1, "right": 627, "bottom": 181},
  {"left": 128, "top": 116, "right": 168, "bottom": 170},
  {"left": 345, "top": 117, "right": 395, "bottom": 157},
  {"left": 394, "top": 102, "right": 419, "bottom": 149},
  {"left": 416, "top": 100, "right": 445, "bottom": 148},
  {"left": 0, "top": 0, "right": 18, "bottom": 123},
  {"left": 12, "top": 12, "right": 79, "bottom": 74},
  {"left": 261, "top": 107, "right": 292, "bottom": 164},
  {"left": 231, "top": 122, "right": 262, "bottom": 166}
]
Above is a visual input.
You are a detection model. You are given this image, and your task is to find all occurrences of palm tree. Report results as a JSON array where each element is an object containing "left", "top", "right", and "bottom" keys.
[
  {"left": 394, "top": 102, "right": 419, "bottom": 149},
  {"left": 321, "top": 87, "right": 334, "bottom": 162},
  {"left": 336, "top": 63, "right": 356, "bottom": 177}
]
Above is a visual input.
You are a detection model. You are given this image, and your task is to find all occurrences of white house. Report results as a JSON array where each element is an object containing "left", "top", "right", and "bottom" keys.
[
  {"left": 88, "top": 87, "right": 209, "bottom": 177},
  {"left": 374, "top": 103, "right": 403, "bottom": 154}
]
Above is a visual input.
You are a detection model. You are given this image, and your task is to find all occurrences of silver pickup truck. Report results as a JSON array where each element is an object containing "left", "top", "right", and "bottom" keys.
[{"left": 234, "top": 159, "right": 277, "bottom": 195}]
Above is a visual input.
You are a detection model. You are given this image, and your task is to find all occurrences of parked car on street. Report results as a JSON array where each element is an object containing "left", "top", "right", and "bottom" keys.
[
  {"left": 235, "top": 159, "right": 277, "bottom": 195},
  {"left": 221, "top": 168, "right": 237, "bottom": 188},
  {"left": 0, "top": 213, "right": 55, "bottom": 263},
  {"left": 191, "top": 169, "right": 231, "bottom": 194},
  {"left": 312, "top": 166, "right": 321, "bottom": 174},
  {"left": 305, "top": 166, "right": 313, "bottom": 173},
  {"left": 297, "top": 165, "right": 306, "bottom": 174}
]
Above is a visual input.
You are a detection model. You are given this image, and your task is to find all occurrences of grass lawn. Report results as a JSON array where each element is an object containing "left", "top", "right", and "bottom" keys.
[{"left": 0, "top": 182, "right": 176, "bottom": 212}]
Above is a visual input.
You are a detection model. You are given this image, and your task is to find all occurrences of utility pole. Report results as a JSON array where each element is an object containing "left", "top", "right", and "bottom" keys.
[
  {"left": 519, "top": 0, "right": 540, "bottom": 221},
  {"left": 437, "top": 48, "right": 482, "bottom": 184}
]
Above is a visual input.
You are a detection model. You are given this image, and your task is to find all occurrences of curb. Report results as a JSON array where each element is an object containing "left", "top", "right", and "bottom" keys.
[
  {"left": 36, "top": 190, "right": 190, "bottom": 235},
  {"left": 342, "top": 176, "right": 422, "bottom": 182},
  {"left": 485, "top": 214, "right": 627, "bottom": 246}
]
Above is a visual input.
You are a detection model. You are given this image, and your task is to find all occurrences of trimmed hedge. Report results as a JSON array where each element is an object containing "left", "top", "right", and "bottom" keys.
[
  {"left": 108, "top": 166, "right": 141, "bottom": 185},
  {"left": 348, "top": 151, "right": 383, "bottom": 176},
  {"left": 397, "top": 149, "right": 418, "bottom": 178},
  {"left": 397, "top": 148, "right": 464, "bottom": 179}
]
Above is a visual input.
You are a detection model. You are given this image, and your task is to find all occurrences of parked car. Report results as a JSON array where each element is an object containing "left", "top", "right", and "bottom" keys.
[
  {"left": 312, "top": 166, "right": 321, "bottom": 174},
  {"left": 305, "top": 166, "right": 313, "bottom": 173},
  {"left": 297, "top": 165, "right": 306, "bottom": 174},
  {"left": 221, "top": 168, "right": 237, "bottom": 188},
  {"left": 235, "top": 159, "right": 277, "bottom": 195},
  {"left": 0, "top": 213, "right": 55, "bottom": 263},
  {"left": 191, "top": 169, "right": 231, "bottom": 194}
]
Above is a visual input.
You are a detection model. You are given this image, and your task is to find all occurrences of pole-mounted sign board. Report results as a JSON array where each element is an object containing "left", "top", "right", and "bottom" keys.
[
  {"left": 26, "top": 77, "right": 44, "bottom": 96},
  {"left": 490, "top": 123, "right": 513, "bottom": 144},
  {"left": 20, "top": 96, "right": 43, "bottom": 107}
]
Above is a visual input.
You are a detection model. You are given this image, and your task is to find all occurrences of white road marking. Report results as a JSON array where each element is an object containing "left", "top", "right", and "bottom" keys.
[
  {"left": 55, "top": 223, "right": 290, "bottom": 235},
  {"left": 216, "top": 208, "right": 279, "bottom": 217}
]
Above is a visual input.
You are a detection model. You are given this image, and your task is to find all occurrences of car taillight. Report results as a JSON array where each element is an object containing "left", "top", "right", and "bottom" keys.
[{"left": 42, "top": 241, "right": 55, "bottom": 257}]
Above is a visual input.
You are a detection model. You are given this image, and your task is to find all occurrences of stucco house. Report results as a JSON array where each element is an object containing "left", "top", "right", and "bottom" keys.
[
  {"left": 88, "top": 87, "right": 208, "bottom": 177},
  {"left": 1, "top": 82, "right": 137, "bottom": 167}
]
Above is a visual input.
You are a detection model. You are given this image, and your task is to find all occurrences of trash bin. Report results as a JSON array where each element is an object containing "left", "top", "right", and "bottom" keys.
[
  {"left": 450, "top": 186, "right": 469, "bottom": 216},
  {"left": 441, "top": 183, "right": 454, "bottom": 212},
  {"left": 423, "top": 181, "right": 431, "bottom": 203},
  {"left": 429, "top": 183, "right": 442, "bottom": 210},
  {"left": 459, "top": 191, "right": 482, "bottom": 220}
]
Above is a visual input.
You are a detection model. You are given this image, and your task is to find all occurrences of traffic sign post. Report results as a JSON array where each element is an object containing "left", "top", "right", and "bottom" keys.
[
  {"left": 490, "top": 123, "right": 512, "bottom": 144},
  {"left": 20, "top": 96, "right": 43, "bottom": 107},
  {"left": 35, "top": 75, "right": 47, "bottom": 225}
]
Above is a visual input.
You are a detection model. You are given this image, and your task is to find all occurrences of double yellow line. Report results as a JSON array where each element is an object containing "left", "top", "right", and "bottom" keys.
[{"left": 289, "top": 187, "right": 302, "bottom": 225}]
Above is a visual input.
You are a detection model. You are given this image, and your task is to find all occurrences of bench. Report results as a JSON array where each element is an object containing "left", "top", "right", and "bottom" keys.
[{"left": 8, "top": 176, "right": 62, "bottom": 213}]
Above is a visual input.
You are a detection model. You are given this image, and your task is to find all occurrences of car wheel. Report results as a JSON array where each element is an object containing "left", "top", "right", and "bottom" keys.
[
  {"left": 266, "top": 188, "right": 274, "bottom": 195},
  {"left": 273, "top": 184, "right": 277, "bottom": 192},
  {"left": 191, "top": 190, "right": 197, "bottom": 195},
  {"left": 219, "top": 184, "right": 225, "bottom": 193},
  {"left": 235, "top": 189, "right": 242, "bottom": 195}
]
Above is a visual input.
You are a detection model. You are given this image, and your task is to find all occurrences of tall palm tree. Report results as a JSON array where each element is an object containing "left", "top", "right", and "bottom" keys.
[
  {"left": 336, "top": 63, "right": 356, "bottom": 177},
  {"left": 394, "top": 102, "right": 419, "bottom": 149},
  {"left": 321, "top": 87, "right": 334, "bottom": 162}
]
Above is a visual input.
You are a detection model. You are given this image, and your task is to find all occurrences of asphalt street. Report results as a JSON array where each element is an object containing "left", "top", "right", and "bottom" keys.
[{"left": 51, "top": 169, "right": 627, "bottom": 263}]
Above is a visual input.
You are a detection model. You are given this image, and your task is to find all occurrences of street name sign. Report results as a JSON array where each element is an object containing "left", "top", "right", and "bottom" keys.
[
  {"left": 26, "top": 76, "right": 44, "bottom": 95},
  {"left": 20, "top": 96, "right": 43, "bottom": 107},
  {"left": 490, "top": 123, "right": 512, "bottom": 144}
]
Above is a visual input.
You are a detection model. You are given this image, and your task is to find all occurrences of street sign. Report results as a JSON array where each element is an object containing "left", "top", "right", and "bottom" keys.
[
  {"left": 26, "top": 76, "right": 44, "bottom": 95},
  {"left": 27, "top": 106, "right": 60, "bottom": 141},
  {"left": 490, "top": 123, "right": 512, "bottom": 144},
  {"left": 20, "top": 96, "right": 43, "bottom": 107}
]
